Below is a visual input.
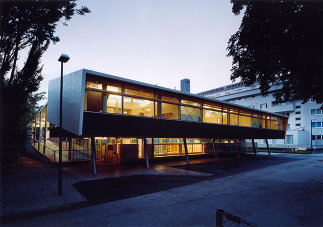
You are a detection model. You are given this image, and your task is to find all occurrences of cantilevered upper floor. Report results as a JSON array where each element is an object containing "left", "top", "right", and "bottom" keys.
[{"left": 47, "top": 69, "right": 288, "bottom": 139}]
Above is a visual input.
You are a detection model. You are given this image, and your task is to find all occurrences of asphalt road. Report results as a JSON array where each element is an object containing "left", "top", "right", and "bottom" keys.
[{"left": 4, "top": 153, "right": 323, "bottom": 226}]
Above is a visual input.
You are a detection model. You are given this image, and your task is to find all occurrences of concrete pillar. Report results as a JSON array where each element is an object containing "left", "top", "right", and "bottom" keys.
[
  {"left": 265, "top": 139, "right": 271, "bottom": 155},
  {"left": 144, "top": 137, "right": 150, "bottom": 168},
  {"left": 151, "top": 138, "right": 154, "bottom": 158},
  {"left": 183, "top": 137, "right": 190, "bottom": 164},
  {"left": 91, "top": 137, "right": 97, "bottom": 175},
  {"left": 38, "top": 111, "right": 41, "bottom": 151},
  {"left": 212, "top": 138, "right": 218, "bottom": 160},
  {"left": 43, "top": 107, "right": 47, "bottom": 154},
  {"left": 234, "top": 139, "right": 240, "bottom": 159},
  {"left": 102, "top": 84, "right": 107, "bottom": 113},
  {"left": 252, "top": 139, "right": 257, "bottom": 155},
  {"left": 68, "top": 138, "right": 72, "bottom": 160}
]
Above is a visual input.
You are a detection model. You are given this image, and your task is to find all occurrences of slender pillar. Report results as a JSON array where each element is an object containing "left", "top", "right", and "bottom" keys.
[
  {"left": 43, "top": 107, "right": 48, "bottom": 154},
  {"left": 91, "top": 137, "right": 97, "bottom": 175},
  {"left": 234, "top": 139, "right": 240, "bottom": 159},
  {"left": 102, "top": 84, "right": 107, "bottom": 113},
  {"left": 38, "top": 111, "right": 41, "bottom": 150},
  {"left": 151, "top": 138, "right": 154, "bottom": 158},
  {"left": 68, "top": 138, "right": 72, "bottom": 160},
  {"left": 183, "top": 137, "right": 190, "bottom": 164},
  {"left": 265, "top": 139, "right": 271, "bottom": 155},
  {"left": 144, "top": 137, "right": 150, "bottom": 168},
  {"left": 58, "top": 61, "right": 63, "bottom": 195},
  {"left": 212, "top": 138, "right": 218, "bottom": 160},
  {"left": 252, "top": 139, "right": 257, "bottom": 155}
]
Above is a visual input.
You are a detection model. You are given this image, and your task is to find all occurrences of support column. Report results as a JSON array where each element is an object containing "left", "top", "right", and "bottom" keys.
[
  {"left": 234, "top": 139, "right": 240, "bottom": 159},
  {"left": 151, "top": 138, "right": 154, "bottom": 158},
  {"left": 212, "top": 138, "right": 218, "bottom": 160},
  {"left": 183, "top": 137, "right": 190, "bottom": 165},
  {"left": 91, "top": 137, "right": 97, "bottom": 175},
  {"left": 68, "top": 138, "right": 72, "bottom": 160},
  {"left": 38, "top": 111, "right": 41, "bottom": 150},
  {"left": 265, "top": 139, "right": 271, "bottom": 155},
  {"left": 144, "top": 137, "right": 150, "bottom": 168},
  {"left": 252, "top": 139, "right": 257, "bottom": 155},
  {"left": 102, "top": 84, "right": 107, "bottom": 113},
  {"left": 43, "top": 107, "right": 48, "bottom": 154}
]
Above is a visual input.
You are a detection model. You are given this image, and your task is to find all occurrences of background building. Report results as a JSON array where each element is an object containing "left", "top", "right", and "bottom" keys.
[{"left": 198, "top": 81, "right": 323, "bottom": 150}]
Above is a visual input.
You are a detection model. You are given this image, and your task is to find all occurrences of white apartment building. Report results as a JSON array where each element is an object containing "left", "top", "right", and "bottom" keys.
[{"left": 198, "top": 82, "right": 323, "bottom": 150}]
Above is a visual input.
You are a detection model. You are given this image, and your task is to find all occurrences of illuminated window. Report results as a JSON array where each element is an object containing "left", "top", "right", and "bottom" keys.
[
  {"left": 239, "top": 115, "right": 252, "bottom": 127},
  {"left": 203, "top": 103, "right": 222, "bottom": 111},
  {"left": 161, "top": 96, "right": 180, "bottom": 103},
  {"left": 230, "top": 113, "right": 239, "bottom": 125},
  {"left": 161, "top": 103, "right": 179, "bottom": 119},
  {"left": 180, "top": 106, "right": 201, "bottom": 122},
  {"left": 123, "top": 97, "right": 154, "bottom": 117},
  {"left": 222, "top": 112, "right": 228, "bottom": 124},
  {"left": 181, "top": 99, "right": 201, "bottom": 107},
  {"left": 86, "top": 81, "right": 102, "bottom": 90},
  {"left": 125, "top": 86, "right": 154, "bottom": 99},
  {"left": 203, "top": 109, "right": 222, "bottom": 124},
  {"left": 106, "top": 94, "right": 122, "bottom": 114}
]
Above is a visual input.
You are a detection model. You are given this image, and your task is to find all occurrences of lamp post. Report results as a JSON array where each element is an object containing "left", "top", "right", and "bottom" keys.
[
  {"left": 58, "top": 54, "right": 70, "bottom": 195},
  {"left": 310, "top": 119, "right": 316, "bottom": 154}
]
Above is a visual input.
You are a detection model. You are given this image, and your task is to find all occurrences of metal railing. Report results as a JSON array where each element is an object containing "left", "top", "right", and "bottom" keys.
[{"left": 216, "top": 209, "right": 257, "bottom": 227}]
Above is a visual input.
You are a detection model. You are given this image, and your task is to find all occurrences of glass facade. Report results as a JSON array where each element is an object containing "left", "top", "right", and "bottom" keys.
[{"left": 84, "top": 74, "right": 287, "bottom": 131}]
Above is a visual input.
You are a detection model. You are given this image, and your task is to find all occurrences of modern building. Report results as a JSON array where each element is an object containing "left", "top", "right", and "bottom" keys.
[
  {"left": 30, "top": 69, "right": 287, "bottom": 173},
  {"left": 198, "top": 81, "right": 323, "bottom": 150}
]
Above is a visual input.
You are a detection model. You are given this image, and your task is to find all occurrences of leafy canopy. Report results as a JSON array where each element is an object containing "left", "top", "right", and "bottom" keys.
[
  {"left": 227, "top": 0, "right": 323, "bottom": 104},
  {"left": 0, "top": 0, "right": 90, "bottom": 165}
]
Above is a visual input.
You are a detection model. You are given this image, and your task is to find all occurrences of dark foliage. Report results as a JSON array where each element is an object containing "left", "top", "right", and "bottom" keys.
[
  {"left": 227, "top": 0, "right": 323, "bottom": 105},
  {"left": 0, "top": 0, "right": 90, "bottom": 165}
]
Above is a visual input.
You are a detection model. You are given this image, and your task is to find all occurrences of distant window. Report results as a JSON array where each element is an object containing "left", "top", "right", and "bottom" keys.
[
  {"left": 287, "top": 124, "right": 290, "bottom": 130},
  {"left": 251, "top": 96, "right": 255, "bottom": 99},
  {"left": 296, "top": 105, "right": 301, "bottom": 108},
  {"left": 311, "top": 109, "right": 316, "bottom": 115},
  {"left": 317, "top": 135, "right": 322, "bottom": 140},
  {"left": 296, "top": 123, "right": 301, "bottom": 126},
  {"left": 295, "top": 111, "right": 301, "bottom": 114},
  {"left": 295, "top": 117, "right": 301, "bottom": 120},
  {"left": 312, "top": 135, "right": 316, "bottom": 140},
  {"left": 260, "top": 103, "right": 267, "bottom": 109},
  {"left": 249, "top": 105, "right": 255, "bottom": 108},
  {"left": 316, "top": 109, "right": 323, "bottom": 115}
]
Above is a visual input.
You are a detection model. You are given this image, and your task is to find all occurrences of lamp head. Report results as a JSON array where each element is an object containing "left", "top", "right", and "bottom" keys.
[{"left": 58, "top": 54, "right": 70, "bottom": 63}]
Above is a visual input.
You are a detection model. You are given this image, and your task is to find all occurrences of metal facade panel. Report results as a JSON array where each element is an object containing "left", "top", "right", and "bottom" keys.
[
  {"left": 82, "top": 111, "right": 285, "bottom": 139},
  {"left": 47, "top": 69, "right": 85, "bottom": 136}
]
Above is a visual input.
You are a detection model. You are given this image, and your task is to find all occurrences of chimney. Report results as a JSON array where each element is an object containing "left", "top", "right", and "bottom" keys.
[{"left": 180, "top": 78, "right": 190, "bottom": 93}]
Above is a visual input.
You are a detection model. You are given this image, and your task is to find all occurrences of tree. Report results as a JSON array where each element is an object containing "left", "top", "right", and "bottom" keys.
[
  {"left": 0, "top": 0, "right": 90, "bottom": 165},
  {"left": 227, "top": 0, "right": 323, "bottom": 105}
]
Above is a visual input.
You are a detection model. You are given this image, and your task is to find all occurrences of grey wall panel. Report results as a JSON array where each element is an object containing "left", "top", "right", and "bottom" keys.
[{"left": 47, "top": 69, "right": 85, "bottom": 136}]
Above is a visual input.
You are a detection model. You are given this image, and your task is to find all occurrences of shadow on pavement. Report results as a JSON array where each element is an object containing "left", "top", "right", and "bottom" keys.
[
  {"left": 171, "top": 154, "right": 299, "bottom": 177},
  {"left": 73, "top": 175, "right": 210, "bottom": 203}
]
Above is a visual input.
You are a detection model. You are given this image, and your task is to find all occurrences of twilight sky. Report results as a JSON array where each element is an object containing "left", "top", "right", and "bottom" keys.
[{"left": 39, "top": 0, "right": 243, "bottom": 100}]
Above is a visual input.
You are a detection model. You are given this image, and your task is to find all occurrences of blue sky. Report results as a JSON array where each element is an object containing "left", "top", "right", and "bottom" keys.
[{"left": 39, "top": 0, "right": 243, "bottom": 99}]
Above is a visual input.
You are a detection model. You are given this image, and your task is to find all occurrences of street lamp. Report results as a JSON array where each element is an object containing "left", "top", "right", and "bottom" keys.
[
  {"left": 310, "top": 119, "right": 316, "bottom": 154},
  {"left": 58, "top": 54, "right": 70, "bottom": 195}
]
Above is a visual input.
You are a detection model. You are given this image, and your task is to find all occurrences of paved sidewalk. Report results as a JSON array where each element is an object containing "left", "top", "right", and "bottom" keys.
[{"left": 3, "top": 153, "right": 323, "bottom": 226}]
